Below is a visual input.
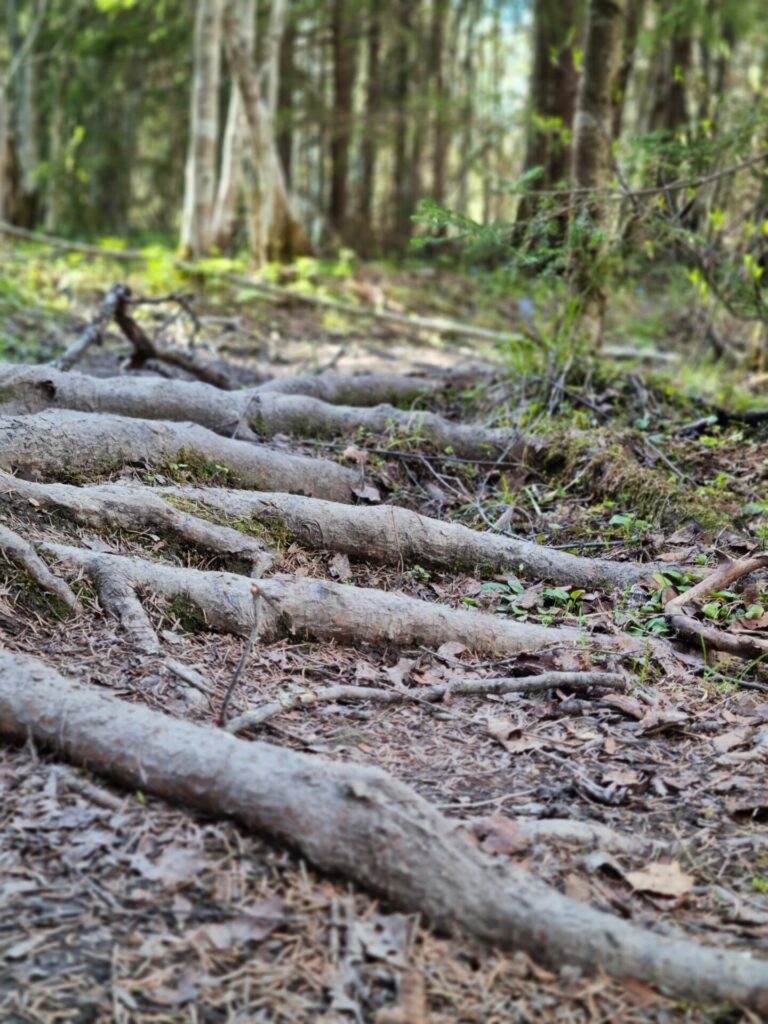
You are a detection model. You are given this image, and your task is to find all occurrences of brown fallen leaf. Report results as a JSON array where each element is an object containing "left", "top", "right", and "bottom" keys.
[
  {"left": 712, "top": 727, "right": 754, "bottom": 754},
  {"left": 129, "top": 846, "right": 208, "bottom": 887},
  {"left": 602, "top": 767, "right": 643, "bottom": 787},
  {"left": 374, "top": 968, "right": 427, "bottom": 1024},
  {"left": 625, "top": 860, "right": 694, "bottom": 898},
  {"left": 467, "top": 815, "right": 530, "bottom": 855},
  {"left": 487, "top": 718, "right": 545, "bottom": 754},
  {"left": 328, "top": 552, "right": 352, "bottom": 579}
]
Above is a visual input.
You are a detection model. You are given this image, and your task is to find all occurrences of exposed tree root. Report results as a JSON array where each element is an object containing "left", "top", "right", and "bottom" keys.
[
  {"left": 1, "top": 648, "right": 765, "bottom": 1013},
  {"left": 155, "top": 483, "right": 678, "bottom": 591},
  {"left": 0, "top": 365, "right": 523, "bottom": 458},
  {"left": 0, "top": 473, "right": 674, "bottom": 592},
  {"left": 0, "top": 472, "right": 276, "bottom": 574},
  {"left": 665, "top": 554, "right": 768, "bottom": 659},
  {"left": 0, "top": 523, "right": 79, "bottom": 611},
  {"left": 0, "top": 411, "right": 363, "bottom": 503},
  {"left": 224, "top": 670, "right": 627, "bottom": 734},
  {"left": 41, "top": 545, "right": 645, "bottom": 660}
]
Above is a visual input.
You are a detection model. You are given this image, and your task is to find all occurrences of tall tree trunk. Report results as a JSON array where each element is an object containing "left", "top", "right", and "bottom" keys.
[
  {"left": 276, "top": 13, "right": 296, "bottom": 187},
  {"left": 358, "top": 2, "right": 381, "bottom": 255},
  {"left": 329, "top": 0, "right": 358, "bottom": 240},
  {"left": 430, "top": 0, "right": 449, "bottom": 207},
  {"left": 212, "top": 0, "right": 256, "bottom": 251},
  {"left": 515, "top": 0, "right": 579, "bottom": 238},
  {"left": 612, "top": 0, "right": 645, "bottom": 138},
  {"left": 181, "top": 0, "right": 224, "bottom": 258},
  {"left": 569, "top": 0, "right": 628, "bottom": 349},
  {"left": 222, "top": 0, "right": 309, "bottom": 264},
  {"left": 391, "top": 0, "right": 414, "bottom": 249}
]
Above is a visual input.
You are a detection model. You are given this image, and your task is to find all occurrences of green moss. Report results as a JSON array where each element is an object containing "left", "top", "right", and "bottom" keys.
[
  {"left": 163, "top": 448, "right": 242, "bottom": 488},
  {"left": 161, "top": 494, "right": 293, "bottom": 551},
  {"left": 538, "top": 428, "right": 731, "bottom": 528},
  {"left": 166, "top": 594, "right": 207, "bottom": 633},
  {"left": 0, "top": 566, "right": 74, "bottom": 621}
]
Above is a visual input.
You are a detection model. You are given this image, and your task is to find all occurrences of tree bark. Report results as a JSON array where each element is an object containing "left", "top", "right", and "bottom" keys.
[
  {"left": 515, "top": 0, "right": 579, "bottom": 238},
  {"left": 358, "top": 1, "right": 381, "bottom": 255},
  {"left": 329, "top": 0, "right": 359, "bottom": 240},
  {"left": 211, "top": 0, "right": 255, "bottom": 251},
  {"left": 222, "top": 0, "right": 309, "bottom": 264},
  {"left": 569, "top": 0, "right": 628, "bottom": 349},
  {"left": 180, "top": 0, "right": 224, "bottom": 258}
]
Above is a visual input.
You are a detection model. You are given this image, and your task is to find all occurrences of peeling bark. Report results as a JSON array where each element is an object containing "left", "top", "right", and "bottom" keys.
[{"left": 0, "top": 649, "right": 766, "bottom": 1013}]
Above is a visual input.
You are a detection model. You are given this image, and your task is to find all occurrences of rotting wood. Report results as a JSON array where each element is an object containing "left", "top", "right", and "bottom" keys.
[{"left": 0, "top": 648, "right": 765, "bottom": 1013}]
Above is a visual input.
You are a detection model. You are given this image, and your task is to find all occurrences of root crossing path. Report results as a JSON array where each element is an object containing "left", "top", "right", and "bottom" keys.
[{"left": 0, "top": 357, "right": 764, "bottom": 1017}]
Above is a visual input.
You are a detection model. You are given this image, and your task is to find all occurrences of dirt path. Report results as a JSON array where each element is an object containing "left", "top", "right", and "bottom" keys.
[{"left": 1, "top": 274, "right": 767, "bottom": 1022}]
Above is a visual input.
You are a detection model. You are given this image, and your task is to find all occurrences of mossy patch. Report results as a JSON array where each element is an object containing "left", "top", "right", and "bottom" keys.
[
  {"left": 0, "top": 566, "right": 74, "bottom": 621},
  {"left": 538, "top": 428, "right": 731, "bottom": 529},
  {"left": 165, "top": 594, "right": 207, "bottom": 633},
  {"left": 162, "top": 449, "right": 243, "bottom": 488}
]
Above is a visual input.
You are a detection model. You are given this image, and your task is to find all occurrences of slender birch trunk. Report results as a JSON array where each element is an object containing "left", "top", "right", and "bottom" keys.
[
  {"left": 181, "top": 0, "right": 224, "bottom": 258},
  {"left": 222, "top": 0, "right": 309, "bottom": 264},
  {"left": 569, "top": 0, "right": 628, "bottom": 349},
  {"left": 212, "top": 0, "right": 256, "bottom": 251}
]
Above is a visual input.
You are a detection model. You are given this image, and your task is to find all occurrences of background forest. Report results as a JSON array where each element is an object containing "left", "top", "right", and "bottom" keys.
[{"left": 2, "top": 0, "right": 768, "bottom": 360}]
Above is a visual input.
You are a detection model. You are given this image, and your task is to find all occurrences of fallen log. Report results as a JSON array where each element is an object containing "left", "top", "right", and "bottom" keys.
[
  {"left": 0, "top": 648, "right": 765, "bottom": 1012},
  {"left": 0, "top": 410, "right": 362, "bottom": 504}
]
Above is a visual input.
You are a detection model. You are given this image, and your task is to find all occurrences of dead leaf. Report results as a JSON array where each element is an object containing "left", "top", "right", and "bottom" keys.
[
  {"left": 354, "top": 913, "right": 411, "bottom": 965},
  {"left": 602, "top": 768, "right": 642, "bottom": 787},
  {"left": 342, "top": 445, "right": 368, "bottom": 465},
  {"left": 468, "top": 815, "right": 530, "bottom": 855},
  {"left": 563, "top": 873, "right": 594, "bottom": 903},
  {"left": 190, "top": 899, "right": 284, "bottom": 950},
  {"left": 487, "top": 718, "right": 545, "bottom": 754},
  {"left": 328, "top": 552, "right": 352, "bottom": 579},
  {"left": 350, "top": 481, "right": 380, "bottom": 503},
  {"left": 712, "top": 727, "right": 754, "bottom": 754},
  {"left": 517, "top": 583, "right": 544, "bottom": 609},
  {"left": 625, "top": 861, "right": 694, "bottom": 898},
  {"left": 622, "top": 976, "right": 666, "bottom": 1008},
  {"left": 436, "top": 640, "right": 467, "bottom": 660},
  {"left": 129, "top": 847, "right": 208, "bottom": 887},
  {"left": 384, "top": 658, "right": 416, "bottom": 687}
]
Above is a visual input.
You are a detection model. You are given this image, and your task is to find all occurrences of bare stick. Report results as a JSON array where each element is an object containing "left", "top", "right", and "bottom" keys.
[
  {"left": 225, "top": 670, "right": 627, "bottom": 734},
  {"left": 51, "top": 283, "right": 128, "bottom": 371},
  {"left": 665, "top": 555, "right": 768, "bottom": 659}
]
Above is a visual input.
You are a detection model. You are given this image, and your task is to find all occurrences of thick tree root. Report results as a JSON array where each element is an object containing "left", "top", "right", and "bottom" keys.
[
  {"left": 0, "top": 474, "right": 672, "bottom": 592},
  {"left": 0, "top": 524, "right": 79, "bottom": 611},
  {"left": 0, "top": 365, "right": 524, "bottom": 458},
  {"left": 0, "top": 648, "right": 765, "bottom": 1013},
  {"left": 155, "top": 483, "right": 675, "bottom": 592},
  {"left": 0, "top": 366, "right": 445, "bottom": 441},
  {"left": 0, "top": 472, "right": 276, "bottom": 574},
  {"left": 41, "top": 545, "right": 645, "bottom": 659},
  {"left": 0, "top": 411, "right": 363, "bottom": 503}
]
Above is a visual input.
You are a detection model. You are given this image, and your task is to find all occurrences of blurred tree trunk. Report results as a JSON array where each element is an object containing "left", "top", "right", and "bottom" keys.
[
  {"left": 212, "top": 0, "right": 255, "bottom": 251},
  {"left": 391, "top": 0, "right": 414, "bottom": 249},
  {"left": 569, "top": 0, "right": 628, "bottom": 348},
  {"left": 430, "top": 0, "right": 449, "bottom": 207},
  {"left": 515, "top": 0, "right": 579, "bottom": 238},
  {"left": 612, "top": 0, "right": 645, "bottom": 138},
  {"left": 222, "top": 0, "right": 309, "bottom": 264},
  {"left": 330, "top": 0, "right": 359, "bottom": 240},
  {"left": 276, "top": 13, "right": 296, "bottom": 187},
  {"left": 358, "top": 1, "right": 381, "bottom": 255},
  {"left": 181, "top": 0, "right": 224, "bottom": 258}
]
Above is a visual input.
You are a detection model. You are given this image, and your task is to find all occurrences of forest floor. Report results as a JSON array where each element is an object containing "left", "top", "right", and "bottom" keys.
[{"left": 1, "top": 242, "right": 768, "bottom": 1023}]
